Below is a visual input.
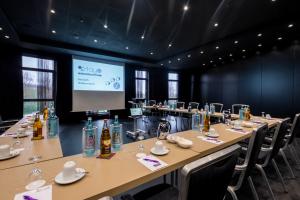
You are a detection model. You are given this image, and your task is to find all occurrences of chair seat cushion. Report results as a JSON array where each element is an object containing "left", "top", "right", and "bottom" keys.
[{"left": 132, "top": 184, "right": 178, "bottom": 200}]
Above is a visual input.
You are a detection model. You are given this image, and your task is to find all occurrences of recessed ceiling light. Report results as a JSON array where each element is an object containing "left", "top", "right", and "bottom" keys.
[
  {"left": 141, "top": 35, "right": 145, "bottom": 40},
  {"left": 160, "top": 63, "right": 164, "bottom": 66},
  {"left": 242, "top": 49, "right": 246, "bottom": 52},
  {"left": 4, "top": 35, "right": 10, "bottom": 39},
  {"left": 271, "top": 0, "right": 276, "bottom": 2},
  {"left": 125, "top": 46, "right": 129, "bottom": 50},
  {"left": 219, "top": 57, "right": 222, "bottom": 60},
  {"left": 202, "top": 63, "right": 206, "bottom": 66},
  {"left": 187, "top": 54, "right": 191, "bottom": 58},
  {"left": 94, "top": 39, "right": 98, "bottom": 43},
  {"left": 214, "top": 23, "right": 219, "bottom": 27},
  {"left": 277, "top": 37, "right": 282, "bottom": 40},
  {"left": 258, "top": 43, "right": 262, "bottom": 47},
  {"left": 168, "top": 60, "right": 172, "bottom": 64},
  {"left": 50, "top": 9, "right": 55, "bottom": 14},
  {"left": 288, "top": 24, "right": 294, "bottom": 28},
  {"left": 183, "top": 5, "right": 189, "bottom": 11},
  {"left": 229, "top": 53, "right": 233, "bottom": 57},
  {"left": 210, "top": 60, "right": 213, "bottom": 63},
  {"left": 200, "top": 51, "right": 204, "bottom": 54},
  {"left": 0, "top": 27, "right": 3, "bottom": 31},
  {"left": 51, "top": 30, "right": 56, "bottom": 34},
  {"left": 150, "top": 52, "right": 154, "bottom": 55},
  {"left": 257, "top": 33, "right": 262, "bottom": 37},
  {"left": 103, "top": 24, "right": 108, "bottom": 29},
  {"left": 216, "top": 46, "right": 219, "bottom": 50},
  {"left": 234, "top": 40, "right": 239, "bottom": 44},
  {"left": 177, "top": 58, "right": 181, "bottom": 61},
  {"left": 168, "top": 43, "right": 172, "bottom": 48}
]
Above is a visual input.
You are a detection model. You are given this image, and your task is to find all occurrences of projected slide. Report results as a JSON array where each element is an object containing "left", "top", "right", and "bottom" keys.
[{"left": 73, "top": 58, "right": 124, "bottom": 91}]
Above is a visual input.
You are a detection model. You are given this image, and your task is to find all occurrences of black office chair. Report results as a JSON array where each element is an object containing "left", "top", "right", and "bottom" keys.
[
  {"left": 254, "top": 118, "right": 290, "bottom": 199},
  {"left": 176, "top": 102, "right": 185, "bottom": 109},
  {"left": 228, "top": 124, "right": 268, "bottom": 200},
  {"left": 0, "top": 115, "right": 19, "bottom": 134},
  {"left": 122, "top": 144, "right": 241, "bottom": 200},
  {"left": 149, "top": 100, "right": 157, "bottom": 106},
  {"left": 188, "top": 102, "right": 199, "bottom": 109},
  {"left": 210, "top": 103, "right": 224, "bottom": 113},
  {"left": 231, "top": 104, "right": 249, "bottom": 115}
]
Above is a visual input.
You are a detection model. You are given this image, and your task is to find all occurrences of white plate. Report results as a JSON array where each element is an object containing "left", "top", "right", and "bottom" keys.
[
  {"left": 0, "top": 150, "right": 21, "bottom": 161},
  {"left": 150, "top": 147, "right": 169, "bottom": 156},
  {"left": 166, "top": 135, "right": 178, "bottom": 143},
  {"left": 177, "top": 138, "right": 193, "bottom": 148},
  {"left": 55, "top": 168, "right": 86, "bottom": 185},
  {"left": 205, "top": 132, "right": 220, "bottom": 138}
]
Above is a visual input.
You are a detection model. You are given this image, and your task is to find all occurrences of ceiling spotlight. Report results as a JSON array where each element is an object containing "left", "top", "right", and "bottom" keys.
[
  {"left": 0, "top": 27, "right": 2, "bottom": 31},
  {"left": 257, "top": 33, "right": 262, "bottom": 37},
  {"left": 288, "top": 24, "right": 294, "bottom": 28},
  {"left": 50, "top": 9, "right": 56, "bottom": 14},
  {"left": 202, "top": 63, "right": 206, "bottom": 66},
  {"left": 141, "top": 35, "right": 145, "bottom": 40},
  {"left": 168, "top": 60, "right": 172, "bottom": 64},
  {"left": 271, "top": 0, "right": 276, "bottom": 2},
  {"left": 160, "top": 63, "right": 164, "bottom": 66},
  {"left": 168, "top": 43, "right": 172, "bottom": 48},
  {"left": 125, "top": 46, "right": 129, "bottom": 50},
  {"left": 103, "top": 24, "right": 108, "bottom": 29},
  {"left": 219, "top": 57, "right": 222, "bottom": 60},
  {"left": 258, "top": 43, "right": 262, "bottom": 47},
  {"left": 4, "top": 35, "right": 10, "bottom": 39},
  {"left": 183, "top": 5, "right": 189, "bottom": 11},
  {"left": 150, "top": 52, "right": 154, "bottom": 55},
  {"left": 234, "top": 40, "right": 239, "bottom": 44},
  {"left": 187, "top": 54, "right": 191, "bottom": 58},
  {"left": 200, "top": 51, "right": 204, "bottom": 54},
  {"left": 210, "top": 60, "right": 213, "bottom": 63},
  {"left": 177, "top": 58, "right": 181, "bottom": 61},
  {"left": 242, "top": 49, "right": 246, "bottom": 52},
  {"left": 214, "top": 23, "right": 219, "bottom": 27},
  {"left": 216, "top": 46, "right": 219, "bottom": 50},
  {"left": 277, "top": 37, "right": 282, "bottom": 40},
  {"left": 94, "top": 39, "right": 98, "bottom": 43},
  {"left": 51, "top": 30, "right": 56, "bottom": 34}
]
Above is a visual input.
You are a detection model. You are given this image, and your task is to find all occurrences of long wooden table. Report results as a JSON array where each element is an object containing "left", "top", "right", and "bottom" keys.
[
  {"left": 0, "top": 123, "right": 253, "bottom": 200},
  {"left": 0, "top": 118, "right": 63, "bottom": 170}
]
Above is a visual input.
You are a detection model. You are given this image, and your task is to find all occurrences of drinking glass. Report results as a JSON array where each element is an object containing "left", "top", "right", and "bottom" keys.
[
  {"left": 136, "top": 144, "right": 146, "bottom": 158},
  {"left": 261, "top": 112, "right": 265, "bottom": 118},
  {"left": 26, "top": 155, "right": 45, "bottom": 190}
]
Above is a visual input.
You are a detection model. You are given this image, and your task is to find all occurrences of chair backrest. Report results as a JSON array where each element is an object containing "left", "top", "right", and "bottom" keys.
[
  {"left": 211, "top": 103, "right": 224, "bottom": 113},
  {"left": 270, "top": 118, "right": 290, "bottom": 160},
  {"left": 128, "top": 101, "right": 138, "bottom": 108},
  {"left": 287, "top": 113, "right": 300, "bottom": 145},
  {"left": 231, "top": 104, "right": 249, "bottom": 114},
  {"left": 149, "top": 100, "right": 156, "bottom": 106},
  {"left": 234, "top": 124, "right": 268, "bottom": 189},
  {"left": 188, "top": 102, "right": 199, "bottom": 109},
  {"left": 180, "top": 144, "right": 241, "bottom": 200},
  {"left": 176, "top": 102, "right": 185, "bottom": 109}
]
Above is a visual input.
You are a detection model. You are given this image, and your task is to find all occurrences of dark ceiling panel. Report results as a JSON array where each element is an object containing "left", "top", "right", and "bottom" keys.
[{"left": 0, "top": 0, "right": 299, "bottom": 69}]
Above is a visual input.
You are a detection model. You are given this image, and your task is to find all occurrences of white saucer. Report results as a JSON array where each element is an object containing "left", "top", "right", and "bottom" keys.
[
  {"left": 13, "top": 131, "right": 31, "bottom": 138},
  {"left": 232, "top": 126, "right": 243, "bottom": 130},
  {"left": 205, "top": 132, "right": 219, "bottom": 138},
  {"left": 0, "top": 150, "right": 21, "bottom": 161},
  {"left": 55, "top": 168, "right": 86, "bottom": 185},
  {"left": 150, "top": 147, "right": 169, "bottom": 156},
  {"left": 25, "top": 179, "right": 46, "bottom": 190}
]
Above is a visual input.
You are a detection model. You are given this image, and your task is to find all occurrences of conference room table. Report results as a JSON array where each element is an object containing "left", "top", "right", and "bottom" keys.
[{"left": 0, "top": 117, "right": 63, "bottom": 170}]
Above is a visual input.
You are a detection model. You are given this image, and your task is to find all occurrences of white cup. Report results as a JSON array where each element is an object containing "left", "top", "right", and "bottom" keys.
[
  {"left": 62, "top": 161, "right": 77, "bottom": 179},
  {"left": 0, "top": 144, "right": 10, "bottom": 157},
  {"left": 154, "top": 141, "right": 164, "bottom": 153}
]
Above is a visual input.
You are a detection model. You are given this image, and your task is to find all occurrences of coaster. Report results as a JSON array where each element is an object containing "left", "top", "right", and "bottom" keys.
[
  {"left": 97, "top": 153, "right": 116, "bottom": 159},
  {"left": 31, "top": 136, "right": 44, "bottom": 141}
]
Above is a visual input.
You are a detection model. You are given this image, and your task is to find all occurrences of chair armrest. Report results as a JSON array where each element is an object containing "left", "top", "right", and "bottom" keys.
[
  {"left": 261, "top": 147, "right": 272, "bottom": 152},
  {"left": 235, "top": 163, "right": 247, "bottom": 171},
  {"left": 121, "top": 195, "right": 135, "bottom": 200}
]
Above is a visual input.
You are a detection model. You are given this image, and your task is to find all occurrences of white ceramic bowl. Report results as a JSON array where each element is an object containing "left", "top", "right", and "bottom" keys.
[
  {"left": 177, "top": 137, "right": 193, "bottom": 148},
  {"left": 19, "top": 122, "right": 29, "bottom": 128},
  {"left": 166, "top": 135, "right": 178, "bottom": 143}
]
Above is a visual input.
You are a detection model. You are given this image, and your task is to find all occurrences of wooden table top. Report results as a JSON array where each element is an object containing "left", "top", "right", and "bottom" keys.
[
  {"left": 0, "top": 123, "right": 253, "bottom": 200},
  {"left": 0, "top": 118, "right": 63, "bottom": 170},
  {"left": 231, "top": 114, "right": 281, "bottom": 128}
]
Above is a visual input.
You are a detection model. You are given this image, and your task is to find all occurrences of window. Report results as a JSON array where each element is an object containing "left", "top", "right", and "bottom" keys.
[
  {"left": 22, "top": 56, "right": 56, "bottom": 115},
  {"left": 168, "top": 72, "right": 178, "bottom": 103},
  {"left": 135, "top": 70, "right": 149, "bottom": 99}
]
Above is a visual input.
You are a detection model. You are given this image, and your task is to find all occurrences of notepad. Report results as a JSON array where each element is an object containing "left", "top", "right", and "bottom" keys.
[
  {"left": 14, "top": 185, "right": 52, "bottom": 200},
  {"left": 137, "top": 155, "right": 168, "bottom": 171},
  {"left": 197, "top": 136, "right": 224, "bottom": 144},
  {"left": 226, "top": 128, "right": 251, "bottom": 135}
]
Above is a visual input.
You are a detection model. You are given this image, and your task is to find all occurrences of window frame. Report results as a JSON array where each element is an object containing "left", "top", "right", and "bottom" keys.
[
  {"left": 135, "top": 70, "right": 149, "bottom": 100},
  {"left": 168, "top": 72, "right": 179, "bottom": 101},
  {"left": 22, "top": 54, "right": 57, "bottom": 114}
]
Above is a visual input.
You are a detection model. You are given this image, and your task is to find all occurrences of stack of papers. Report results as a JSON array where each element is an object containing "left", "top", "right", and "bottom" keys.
[
  {"left": 137, "top": 155, "right": 168, "bottom": 171},
  {"left": 14, "top": 185, "right": 52, "bottom": 200}
]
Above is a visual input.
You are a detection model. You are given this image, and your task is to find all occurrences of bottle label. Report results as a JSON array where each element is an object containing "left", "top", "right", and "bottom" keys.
[{"left": 101, "top": 139, "right": 111, "bottom": 154}]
